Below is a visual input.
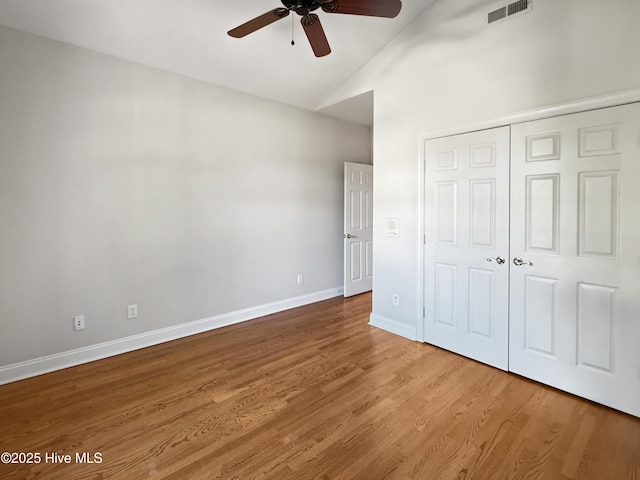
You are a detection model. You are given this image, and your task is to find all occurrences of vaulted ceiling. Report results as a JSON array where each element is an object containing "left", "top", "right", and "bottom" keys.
[{"left": 0, "top": 0, "right": 438, "bottom": 125}]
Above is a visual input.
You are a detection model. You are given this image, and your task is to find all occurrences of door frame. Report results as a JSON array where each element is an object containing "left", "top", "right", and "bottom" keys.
[{"left": 417, "top": 88, "right": 640, "bottom": 343}]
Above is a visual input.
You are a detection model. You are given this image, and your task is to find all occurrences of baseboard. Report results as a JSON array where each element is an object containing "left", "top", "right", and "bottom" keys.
[
  {"left": 369, "top": 313, "right": 417, "bottom": 341},
  {"left": 0, "top": 287, "right": 344, "bottom": 385}
]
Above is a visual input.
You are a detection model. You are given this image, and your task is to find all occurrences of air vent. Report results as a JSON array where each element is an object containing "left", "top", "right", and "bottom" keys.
[
  {"left": 487, "top": 7, "right": 507, "bottom": 24},
  {"left": 508, "top": 0, "right": 529, "bottom": 15},
  {"left": 486, "top": 0, "right": 532, "bottom": 26}
]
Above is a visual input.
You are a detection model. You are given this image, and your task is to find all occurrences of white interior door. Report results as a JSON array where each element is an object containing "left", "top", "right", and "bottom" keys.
[
  {"left": 424, "top": 127, "right": 510, "bottom": 370},
  {"left": 344, "top": 162, "right": 373, "bottom": 297},
  {"left": 509, "top": 103, "right": 640, "bottom": 418}
]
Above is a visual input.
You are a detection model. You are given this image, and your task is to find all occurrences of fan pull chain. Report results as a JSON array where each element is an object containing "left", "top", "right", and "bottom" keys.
[{"left": 291, "top": 13, "right": 295, "bottom": 46}]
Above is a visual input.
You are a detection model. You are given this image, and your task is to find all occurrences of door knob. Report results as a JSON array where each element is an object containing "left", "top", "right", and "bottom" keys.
[
  {"left": 486, "top": 256, "right": 505, "bottom": 265},
  {"left": 344, "top": 234, "right": 357, "bottom": 239},
  {"left": 513, "top": 257, "right": 533, "bottom": 266}
]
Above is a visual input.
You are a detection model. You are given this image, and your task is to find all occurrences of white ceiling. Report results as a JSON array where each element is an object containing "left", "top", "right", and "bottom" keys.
[{"left": 0, "top": 0, "right": 437, "bottom": 125}]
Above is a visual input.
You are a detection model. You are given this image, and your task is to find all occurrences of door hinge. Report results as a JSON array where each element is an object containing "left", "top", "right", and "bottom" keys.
[
  {"left": 424, "top": 233, "right": 426, "bottom": 245},
  {"left": 422, "top": 306, "right": 425, "bottom": 317}
]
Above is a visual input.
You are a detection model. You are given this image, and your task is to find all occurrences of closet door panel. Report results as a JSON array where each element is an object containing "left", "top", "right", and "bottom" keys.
[
  {"left": 424, "top": 127, "right": 510, "bottom": 370},
  {"left": 509, "top": 103, "right": 640, "bottom": 418}
]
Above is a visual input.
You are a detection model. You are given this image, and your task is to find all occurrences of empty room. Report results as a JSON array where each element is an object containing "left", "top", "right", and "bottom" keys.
[{"left": 1, "top": 0, "right": 639, "bottom": 478}]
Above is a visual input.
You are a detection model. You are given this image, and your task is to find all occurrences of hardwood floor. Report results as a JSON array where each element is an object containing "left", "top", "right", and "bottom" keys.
[{"left": 1, "top": 293, "right": 638, "bottom": 479}]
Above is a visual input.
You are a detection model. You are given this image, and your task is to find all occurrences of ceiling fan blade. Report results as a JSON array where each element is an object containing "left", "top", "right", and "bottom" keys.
[
  {"left": 321, "top": 0, "right": 402, "bottom": 18},
  {"left": 301, "top": 14, "right": 331, "bottom": 57},
  {"left": 228, "top": 8, "right": 290, "bottom": 38}
]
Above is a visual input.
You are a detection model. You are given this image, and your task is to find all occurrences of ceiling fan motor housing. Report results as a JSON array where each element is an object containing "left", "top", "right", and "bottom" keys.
[{"left": 281, "top": 0, "right": 321, "bottom": 16}]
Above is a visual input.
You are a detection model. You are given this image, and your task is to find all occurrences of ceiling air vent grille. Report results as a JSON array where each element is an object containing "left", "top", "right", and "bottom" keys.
[
  {"left": 487, "top": 7, "right": 507, "bottom": 24},
  {"left": 508, "top": 0, "right": 529, "bottom": 15},
  {"left": 486, "top": 0, "right": 532, "bottom": 26}
]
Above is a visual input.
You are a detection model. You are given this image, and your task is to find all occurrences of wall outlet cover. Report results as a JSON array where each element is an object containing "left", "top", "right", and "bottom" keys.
[
  {"left": 73, "top": 315, "right": 85, "bottom": 331},
  {"left": 392, "top": 294, "right": 400, "bottom": 306}
]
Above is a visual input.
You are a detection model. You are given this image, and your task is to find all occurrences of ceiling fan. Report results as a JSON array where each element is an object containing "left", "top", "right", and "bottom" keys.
[{"left": 228, "top": 0, "right": 403, "bottom": 57}]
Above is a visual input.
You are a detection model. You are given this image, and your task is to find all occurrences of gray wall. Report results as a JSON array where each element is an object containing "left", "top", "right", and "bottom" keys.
[{"left": 0, "top": 26, "right": 372, "bottom": 367}]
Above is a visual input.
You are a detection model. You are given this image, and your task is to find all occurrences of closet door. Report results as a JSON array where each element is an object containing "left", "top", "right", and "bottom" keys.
[
  {"left": 509, "top": 103, "right": 640, "bottom": 418},
  {"left": 424, "top": 127, "right": 510, "bottom": 370}
]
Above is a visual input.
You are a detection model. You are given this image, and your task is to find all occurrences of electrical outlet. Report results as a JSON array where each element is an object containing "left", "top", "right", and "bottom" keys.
[
  {"left": 73, "top": 315, "right": 85, "bottom": 331},
  {"left": 297, "top": 274, "right": 304, "bottom": 285},
  {"left": 127, "top": 304, "right": 138, "bottom": 320},
  {"left": 392, "top": 294, "right": 400, "bottom": 306}
]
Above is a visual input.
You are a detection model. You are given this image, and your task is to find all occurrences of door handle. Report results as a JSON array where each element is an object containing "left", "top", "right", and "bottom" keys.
[
  {"left": 486, "top": 256, "right": 505, "bottom": 265},
  {"left": 344, "top": 234, "right": 357, "bottom": 239},
  {"left": 513, "top": 257, "right": 533, "bottom": 266}
]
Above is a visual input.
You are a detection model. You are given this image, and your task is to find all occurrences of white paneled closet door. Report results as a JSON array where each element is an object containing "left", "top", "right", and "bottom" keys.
[
  {"left": 509, "top": 103, "right": 640, "bottom": 418},
  {"left": 424, "top": 127, "right": 511, "bottom": 370}
]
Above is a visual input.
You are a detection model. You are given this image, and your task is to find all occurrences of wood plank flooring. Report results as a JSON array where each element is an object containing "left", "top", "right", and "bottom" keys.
[{"left": 1, "top": 293, "right": 639, "bottom": 479}]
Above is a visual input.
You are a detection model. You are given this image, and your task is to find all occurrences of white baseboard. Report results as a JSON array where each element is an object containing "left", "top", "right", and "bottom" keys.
[
  {"left": 369, "top": 313, "right": 417, "bottom": 341},
  {"left": 0, "top": 287, "right": 344, "bottom": 385}
]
